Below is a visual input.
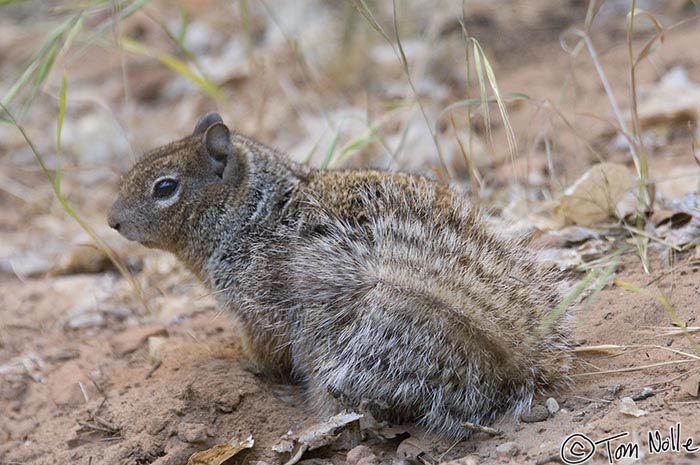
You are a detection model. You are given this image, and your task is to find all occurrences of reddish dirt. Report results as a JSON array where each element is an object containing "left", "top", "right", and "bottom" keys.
[{"left": 1, "top": 1, "right": 700, "bottom": 464}]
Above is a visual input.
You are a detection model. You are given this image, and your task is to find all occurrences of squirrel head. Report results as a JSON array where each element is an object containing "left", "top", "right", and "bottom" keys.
[{"left": 108, "top": 113, "right": 246, "bottom": 252}]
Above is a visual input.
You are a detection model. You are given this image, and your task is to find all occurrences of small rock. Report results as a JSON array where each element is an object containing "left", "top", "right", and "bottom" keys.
[
  {"left": 546, "top": 397, "right": 560, "bottom": 414},
  {"left": 495, "top": 441, "right": 520, "bottom": 457},
  {"left": 619, "top": 397, "right": 648, "bottom": 417},
  {"left": 347, "top": 445, "right": 378, "bottom": 465},
  {"left": 520, "top": 404, "right": 549, "bottom": 423},
  {"left": 109, "top": 324, "right": 168, "bottom": 356},
  {"left": 176, "top": 422, "right": 210, "bottom": 443}
]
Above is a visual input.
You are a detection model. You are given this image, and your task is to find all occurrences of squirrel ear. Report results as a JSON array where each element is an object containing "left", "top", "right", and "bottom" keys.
[
  {"left": 203, "top": 122, "right": 234, "bottom": 177},
  {"left": 193, "top": 112, "right": 224, "bottom": 135}
]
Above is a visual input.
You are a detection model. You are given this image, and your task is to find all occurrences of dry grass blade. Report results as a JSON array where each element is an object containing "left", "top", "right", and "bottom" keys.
[
  {"left": 631, "top": 8, "right": 666, "bottom": 66},
  {"left": 331, "top": 105, "right": 407, "bottom": 167},
  {"left": 575, "top": 344, "right": 700, "bottom": 361},
  {"left": 663, "top": 326, "right": 700, "bottom": 336},
  {"left": 573, "top": 344, "right": 626, "bottom": 353},
  {"left": 353, "top": 0, "right": 449, "bottom": 176},
  {"left": 470, "top": 39, "right": 518, "bottom": 162},
  {"left": 450, "top": 114, "right": 482, "bottom": 195},
  {"left": 1, "top": 106, "right": 149, "bottom": 313},
  {"left": 390, "top": 0, "right": 448, "bottom": 176},
  {"left": 626, "top": 0, "right": 652, "bottom": 225},
  {"left": 572, "top": 359, "right": 696, "bottom": 378}
]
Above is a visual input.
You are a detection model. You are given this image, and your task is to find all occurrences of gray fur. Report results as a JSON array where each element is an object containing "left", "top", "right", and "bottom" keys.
[{"left": 108, "top": 115, "right": 572, "bottom": 439}]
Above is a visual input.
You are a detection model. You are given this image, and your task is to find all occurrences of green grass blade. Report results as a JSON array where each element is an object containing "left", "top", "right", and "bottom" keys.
[
  {"left": 121, "top": 38, "right": 221, "bottom": 99},
  {"left": 0, "top": 0, "right": 32, "bottom": 5},
  {"left": 1, "top": 11, "right": 83, "bottom": 110},
  {"left": 1, "top": 104, "right": 149, "bottom": 313},
  {"left": 302, "top": 130, "right": 326, "bottom": 165},
  {"left": 537, "top": 256, "right": 618, "bottom": 338},
  {"left": 320, "top": 129, "right": 340, "bottom": 170},
  {"left": 55, "top": 71, "right": 67, "bottom": 194}
]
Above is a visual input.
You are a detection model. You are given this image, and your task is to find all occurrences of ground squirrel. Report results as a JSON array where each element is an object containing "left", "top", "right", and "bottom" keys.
[{"left": 108, "top": 112, "right": 571, "bottom": 439}]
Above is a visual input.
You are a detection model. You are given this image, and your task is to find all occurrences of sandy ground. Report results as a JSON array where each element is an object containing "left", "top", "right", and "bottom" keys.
[{"left": 2, "top": 1, "right": 700, "bottom": 464}]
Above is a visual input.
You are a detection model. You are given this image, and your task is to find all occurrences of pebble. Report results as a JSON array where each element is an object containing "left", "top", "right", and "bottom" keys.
[
  {"left": 519, "top": 404, "right": 549, "bottom": 423},
  {"left": 546, "top": 397, "right": 560, "bottom": 414},
  {"left": 347, "top": 445, "right": 379, "bottom": 465}
]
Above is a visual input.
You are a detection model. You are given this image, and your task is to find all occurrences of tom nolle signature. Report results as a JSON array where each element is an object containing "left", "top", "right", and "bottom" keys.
[{"left": 560, "top": 423, "right": 698, "bottom": 464}]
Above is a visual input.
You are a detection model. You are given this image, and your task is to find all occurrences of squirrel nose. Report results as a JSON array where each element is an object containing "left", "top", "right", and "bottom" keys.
[{"left": 108, "top": 215, "right": 121, "bottom": 231}]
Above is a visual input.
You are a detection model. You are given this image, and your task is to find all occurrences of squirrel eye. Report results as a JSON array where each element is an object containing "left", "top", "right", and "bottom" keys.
[{"left": 152, "top": 178, "right": 179, "bottom": 200}]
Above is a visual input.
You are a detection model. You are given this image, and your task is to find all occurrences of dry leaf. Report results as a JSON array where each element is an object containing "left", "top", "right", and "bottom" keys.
[
  {"left": 186, "top": 435, "right": 254, "bottom": 465},
  {"left": 555, "top": 163, "right": 637, "bottom": 226},
  {"left": 618, "top": 397, "right": 648, "bottom": 417},
  {"left": 275, "top": 412, "right": 363, "bottom": 465}
]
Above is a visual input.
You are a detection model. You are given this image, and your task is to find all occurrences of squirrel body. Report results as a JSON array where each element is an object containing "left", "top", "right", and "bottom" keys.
[{"left": 109, "top": 113, "right": 571, "bottom": 438}]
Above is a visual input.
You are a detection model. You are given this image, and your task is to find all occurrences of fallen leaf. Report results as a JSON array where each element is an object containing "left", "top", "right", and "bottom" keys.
[
  {"left": 187, "top": 435, "right": 254, "bottom": 465},
  {"left": 555, "top": 163, "right": 637, "bottom": 226},
  {"left": 275, "top": 412, "right": 363, "bottom": 465}
]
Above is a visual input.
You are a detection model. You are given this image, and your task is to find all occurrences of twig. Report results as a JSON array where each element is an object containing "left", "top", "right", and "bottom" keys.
[
  {"left": 572, "top": 359, "right": 696, "bottom": 377},
  {"left": 460, "top": 421, "right": 502, "bottom": 436},
  {"left": 145, "top": 360, "right": 162, "bottom": 379}
]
